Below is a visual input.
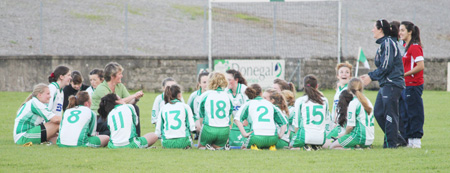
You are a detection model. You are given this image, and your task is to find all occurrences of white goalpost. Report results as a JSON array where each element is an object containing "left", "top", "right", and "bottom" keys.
[{"left": 208, "top": 0, "right": 342, "bottom": 71}]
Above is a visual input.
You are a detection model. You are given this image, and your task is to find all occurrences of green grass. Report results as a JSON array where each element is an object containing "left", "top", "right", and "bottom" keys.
[{"left": 1, "top": 90, "right": 449, "bottom": 172}]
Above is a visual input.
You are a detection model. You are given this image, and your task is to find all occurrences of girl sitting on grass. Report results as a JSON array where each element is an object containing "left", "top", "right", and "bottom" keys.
[
  {"left": 328, "top": 78, "right": 374, "bottom": 149},
  {"left": 99, "top": 93, "right": 158, "bottom": 149},
  {"left": 263, "top": 89, "right": 291, "bottom": 149},
  {"left": 57, "top": 91, "right": 109, "bottom": 148},
  {"left": 198, "top": 72, "right": 233, "bottom": 150},
  {"left": 235, "top": 84, "right": 287, "bottom": 151},
  {"left": 14, "top": 83, "right": 61, "bottom": 145},
  {"left": 290, "top": 75, "right": 329, "bottom": 151},
  {"left": 155, "top": 85, "right": 196, "bottom": 149}
]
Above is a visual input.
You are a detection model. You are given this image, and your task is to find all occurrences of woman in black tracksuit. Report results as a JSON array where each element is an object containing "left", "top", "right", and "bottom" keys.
[{"left": 360, "top": 19, "right": 407, "bottom": 148}]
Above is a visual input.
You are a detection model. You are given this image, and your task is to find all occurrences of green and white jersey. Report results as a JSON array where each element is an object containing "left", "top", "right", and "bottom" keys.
[
  {"left": 57, "top": 106, "right": 97, "bottom": 147},
  {"left": 277, "top": 110, "right": 290, "bottom": 142},
  {"left": 155, "top": 100, "right": 196, "bottom": 140},
  {"left": 86, "top": 86, "right": 94, "bottom": 98},
  {"left": 13, "top": 97, "right": 55, "bottom": 143},
  {"left": 288, "top": 106, "right": 295, "bottom": 132},
  {"left": 108, "top": 104, "right": 139, "bottom": 147},
  {"left": 330, "top": 84, "right": 348, "bottom": 126},
  {"left": 293, "top": 95, "right": 329, "bottom": 145},
  {"left": 235, "top": 97, "right": 287, "bottom": 136},
  {"left": 226, "top": 83, "right": 249, "bottom": 116},
  {"left": 346, "top": 97, "right": 375, "bottom": 146},
  {"left": 48, "top": 82, "right": 64, "bottom": 116},
  {"left": 199, "top": 88, "right": 233, "bottom": 127},
  {"left": 187, "top": 89, "right": 202, "bottom": 120},
  {"left": 151, "top": 93, "right": 185, "bottom": 124}
]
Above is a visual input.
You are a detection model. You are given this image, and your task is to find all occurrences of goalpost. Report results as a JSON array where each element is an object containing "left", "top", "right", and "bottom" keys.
[{"left": 208, "top": 0, "right": 342, "bottom": 72}]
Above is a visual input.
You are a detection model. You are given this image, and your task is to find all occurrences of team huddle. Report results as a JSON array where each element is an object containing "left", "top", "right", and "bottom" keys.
[
  {"left": 13, "top": 60, "right": 375, "bottom": 151},
  {"left": 13, "top": 19, "right": 424, "bottom": 150}
]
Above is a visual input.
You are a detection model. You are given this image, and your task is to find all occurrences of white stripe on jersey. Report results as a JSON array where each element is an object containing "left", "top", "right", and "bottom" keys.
[
  {"left": 13, "top": 97, "right": 55, "bottom": 143},
  {"left": 155, "top": 101, "right": 195, "bottom": 139},
  {"left": 58, "top": 106, "right": 97, "bottom": 146},
  {"left": 108, "top": 104, "right": 138, "bottom": 147},
  {"left": 48, "top": 82, "right": 64, "bottom": 116}
]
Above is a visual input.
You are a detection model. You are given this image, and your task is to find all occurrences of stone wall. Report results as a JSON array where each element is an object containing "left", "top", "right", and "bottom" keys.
[{"left": 0, "top": 56, "right": 448, "bottom": 92}]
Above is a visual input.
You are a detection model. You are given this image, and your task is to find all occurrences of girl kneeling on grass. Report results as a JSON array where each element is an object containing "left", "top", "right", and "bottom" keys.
[
  {"left": 198, "top": 72, "right": 233, "bottom": 150},
  {"left": 99, "top": 94, "right": 158, "bottom": 149},
  {"left": 155, "top": 85, "right": 196, "bottom": 149},
  {"left": 290, "top": 75, "right": 329, "bottom": 151},
  {"left": 327, "top": 62, "right": 353, "bottom": 139},
  {"left": 235, "top": 84, "right": 288, "bottom": 151},
  {"left": 263, "top": 89, "right": 291, "bottom": 149},
  {"left": 57, "top": 91, "right": 109, "bottom": 147},
  {"left": 14, "top": 83, "right": 61, "bottom": 145},
  {"left": 329, "top": 78, "right": 374, "bottom": 149}
]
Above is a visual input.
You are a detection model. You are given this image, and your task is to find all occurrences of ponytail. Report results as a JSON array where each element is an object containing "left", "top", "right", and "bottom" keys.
[
  {"left": 348, "top": 78, "right": 372, "bottom": 115},
  {"left": 245, "top": 84, "right": 262, "bottom": 100},
  {"left": 48, "top": 65, "right": 70, "bottom": 83},
  {"left": 67, "top": 91, "right": 90, "bottom": 109},
  {"left": 98, "top": 93, "right": 119, "bottom": 120},
  {"left": 337, "top": 90, "right": 354, "bottom": 127},
  {"left": 164, "top": 84, "right": 181, "bottom": 104},
  {"left": 401, "top": 21, "right": 422, "bottom": 51},
  {"left": 389, "top": 21, "right": 400, "bottom": 39},
  {"left": 303, "top": 75, "right": 324, "bottom": 105},
  {"left": 376, "top": 19, "right": 391, "bottom": 37}
]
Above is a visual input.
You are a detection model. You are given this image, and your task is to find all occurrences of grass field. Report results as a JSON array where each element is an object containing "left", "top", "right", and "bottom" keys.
[{"left": 1, "top": 90, "right": 449, "bottom": 172}]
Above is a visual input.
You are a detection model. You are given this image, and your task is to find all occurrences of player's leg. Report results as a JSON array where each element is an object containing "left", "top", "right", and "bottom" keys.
[
  {"left": 382, "top": 86, "right": 406, "bottom": 148},
  {"left": 399, "top": 89, "right": 408, "bottom": 140},
  {"left": 143, "top": 132, "right": 158, "bottom": 147},
  {"left": 44, "top": 121, "right": 59, "bottom": 144},
  {"left": 373, "top": 88, "right": 387, "bottom": 148},
  {"left": 405, "top": 85, "right": 424, "bottom": 148},
  {"left": 98, "top": 135, "right": 110, "bottom": 147}
]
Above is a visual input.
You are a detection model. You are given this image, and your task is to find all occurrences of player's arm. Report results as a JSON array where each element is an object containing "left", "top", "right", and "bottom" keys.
[
  {"left": 368, "top": 41, "right": 397, "bottom": 81},
  {"left": 405, "top": 45, "right": 425, "bottom": 76},
  {"left": 405, "top": 61, "right": 424, "bottom": 76},
  {"left": 185, "top": 105, "right": 196, "bottom": 132},
  {"left": 234, "top": 103, "right": 251, "bottom": 138}
]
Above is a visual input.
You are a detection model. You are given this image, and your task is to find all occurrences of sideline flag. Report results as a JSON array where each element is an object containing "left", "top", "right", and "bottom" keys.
[
  {"left": 355, "top": 47, "right": 370, "bottom": 77},
  {"left": 358, "top": 47, "right": 370, "bottom": 69}
]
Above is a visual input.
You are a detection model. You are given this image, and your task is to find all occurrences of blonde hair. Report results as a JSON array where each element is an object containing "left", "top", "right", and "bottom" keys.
[
  {"left": 265, "top": 88, "right": 289, "bottom": 117},
  {"left": 348, "top": 78, "right": 372, "bottom": 114},
  {"left": 208, "top": 72, "right": 228, "bottom": 90},
  {"left": 24, "top": 83, "right": 49, "bottom": 104},
  {"left": 335, "top": 62, "right": 353, "bottom": 76},
  {"left": 281, "top": 90, "right": 295, "bottom": 107}
]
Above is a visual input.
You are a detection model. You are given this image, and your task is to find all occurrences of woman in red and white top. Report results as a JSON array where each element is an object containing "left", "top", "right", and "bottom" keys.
[{"left": 398, "top": 21, "right": 424, "bottom": 148}]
